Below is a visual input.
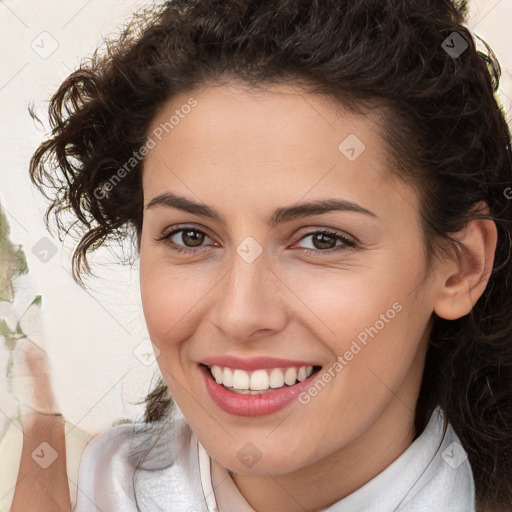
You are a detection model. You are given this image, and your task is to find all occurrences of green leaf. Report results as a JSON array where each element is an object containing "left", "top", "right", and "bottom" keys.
[
  {"left": 30, "top": 295, "right": 42, "bottom": 308},
  {"left": 0, "top": 318, "right": 13, "bottom": 337}
]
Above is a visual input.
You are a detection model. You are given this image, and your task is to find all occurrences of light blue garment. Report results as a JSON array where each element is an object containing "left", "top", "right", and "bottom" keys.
[{"left": 74, "top": 405, "right": 475, "bottom": 512}]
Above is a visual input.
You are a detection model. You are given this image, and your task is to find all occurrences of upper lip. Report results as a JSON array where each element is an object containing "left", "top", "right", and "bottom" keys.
[{"left": 200, "top": 355, "right": 321, "bottom": 371}]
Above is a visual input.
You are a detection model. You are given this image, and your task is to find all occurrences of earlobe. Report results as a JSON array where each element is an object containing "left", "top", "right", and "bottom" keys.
[{"left": 433, "top": 214, "right": 497, "bottom": 321}]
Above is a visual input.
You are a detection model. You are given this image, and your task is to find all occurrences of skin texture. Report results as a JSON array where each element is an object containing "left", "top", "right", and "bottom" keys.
[
  {"left": 139, "top": 82, "right": 496, "bottom": 512},
  {"left": 11, "top": 340, "right": 71, "bottom": 512}
]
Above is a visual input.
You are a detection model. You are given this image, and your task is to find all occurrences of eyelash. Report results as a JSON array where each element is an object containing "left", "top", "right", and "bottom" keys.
[{"left": 155, "top": 225, "right": 356, "bottom": 256}]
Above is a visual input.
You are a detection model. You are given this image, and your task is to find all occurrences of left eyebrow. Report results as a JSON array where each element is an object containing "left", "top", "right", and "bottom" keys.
[{"left": 145, "top": 192, "right": 378, "bottom": 226}]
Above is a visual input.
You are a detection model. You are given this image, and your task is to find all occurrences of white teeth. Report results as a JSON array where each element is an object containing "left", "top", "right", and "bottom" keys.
[
  {"left": 298, "top": 367, "right": 314, "bottom": 381},
  {"left": 284, "top": 367, "right": 297, "bottom": 386},
  {"left": 269, "top": 368, "right": 284, "bottom": 388},
  {"left": 250, "top": 369, "right": 269, "bottom": 390},
  {"left": 211, "top": 365, "right": 223, "bottom": 384},
  {"left": 208, "top": 365, "right": 317, "bottom": 392},
  {"left": 232, "top": 369, "right": 250, "bottom": 390},
  {"left": 223, "top": 367, "right": 233, "bottom": 388}
]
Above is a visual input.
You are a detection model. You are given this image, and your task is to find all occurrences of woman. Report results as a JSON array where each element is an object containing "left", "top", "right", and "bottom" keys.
[{"left": 17, "top": 0, "right": 512, "bottom": 510}]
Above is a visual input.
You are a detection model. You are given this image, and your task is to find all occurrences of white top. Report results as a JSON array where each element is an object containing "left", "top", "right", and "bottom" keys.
[{"left": 74, "top": 405, "right": 476, "bottom": 512}]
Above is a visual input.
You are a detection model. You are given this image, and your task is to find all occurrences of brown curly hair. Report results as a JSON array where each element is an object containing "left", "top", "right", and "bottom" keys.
[{"left": 29, "top": 0, "right": 512, "bottom": 509}]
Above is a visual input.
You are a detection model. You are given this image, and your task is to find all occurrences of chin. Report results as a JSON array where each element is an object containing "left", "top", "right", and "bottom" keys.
[{"left": 210, "top": 440, "right": 316, "bottom": 476}]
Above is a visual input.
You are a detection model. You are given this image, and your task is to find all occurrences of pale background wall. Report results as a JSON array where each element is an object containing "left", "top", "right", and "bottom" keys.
[
  {"left": 0, "top": 0, "right": 162, "bottom": 438},
  {"left": 0, "top": 0, "right": 510, "bottom": 504}
]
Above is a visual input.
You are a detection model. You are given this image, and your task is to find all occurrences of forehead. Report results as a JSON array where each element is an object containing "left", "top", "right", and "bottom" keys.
[
  {"left": 145, "top": 81, "right": 378, "bottom": 161},
  {"left": 142, "top": 82, "right": 418, "bottom": 220}
]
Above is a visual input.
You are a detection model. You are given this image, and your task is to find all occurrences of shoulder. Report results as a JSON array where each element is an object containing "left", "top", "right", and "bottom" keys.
[
  {"left": 74, "top": 412, "right": 202, "bottom": 512},
  {"left": 74, "top": 423, "right": 141, "bottom": 512},
  {"left": 77, "top": 422, "right": 138, "bottom": 470}
]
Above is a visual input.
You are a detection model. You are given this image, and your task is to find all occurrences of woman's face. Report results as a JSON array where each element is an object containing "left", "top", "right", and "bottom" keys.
[{"left": 139, "top": 82, "right": 438, "bottom": 475}]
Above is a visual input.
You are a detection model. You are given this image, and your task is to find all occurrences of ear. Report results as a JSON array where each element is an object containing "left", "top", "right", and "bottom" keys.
[{"left": 433, "top": 204, "right": 497, "bottom": 321}]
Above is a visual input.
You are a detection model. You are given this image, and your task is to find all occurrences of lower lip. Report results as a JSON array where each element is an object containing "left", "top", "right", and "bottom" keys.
[{"left": 200, "top": 364, "right": 321, "bottom": 417}]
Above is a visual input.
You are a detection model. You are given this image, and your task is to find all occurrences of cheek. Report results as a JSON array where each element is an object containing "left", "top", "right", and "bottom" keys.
[
  {"left": 139, "top": 249, "right": 215, "bottom": 354},
  {"left": 139, "top": 264, "right": 200, "bottom": 399},
  {"left": 139, "top": 245, "right": 184, "bottom": 346},
  {"left": 288, "top": 273, "right": 431, "bottom": 444},
  {"left": 140, "top": 271, "right": 187, "bottom": 346},
  {"left": 286, "top": 264, "right": 413, "bottom": 341},
  {"left": 291, "top": 260, "right": 431, "bottom": 381}
]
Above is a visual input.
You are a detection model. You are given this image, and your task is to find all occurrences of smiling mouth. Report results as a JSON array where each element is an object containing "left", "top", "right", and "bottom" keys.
[{"left": 201, "top": 363, "right": 323, "bottom": 394}]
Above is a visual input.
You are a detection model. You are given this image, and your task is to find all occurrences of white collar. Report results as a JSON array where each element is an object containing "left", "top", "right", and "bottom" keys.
[{"left": 196, "top": 406, "right": 475, "bottom": 512}]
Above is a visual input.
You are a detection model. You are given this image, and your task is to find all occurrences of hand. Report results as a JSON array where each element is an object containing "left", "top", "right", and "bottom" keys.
[
  {"left": 11, "top": 337, "right": 61, "bottom": 417},
  {"left": 9, "top": 338, "right": 71, "bottom": 512}
]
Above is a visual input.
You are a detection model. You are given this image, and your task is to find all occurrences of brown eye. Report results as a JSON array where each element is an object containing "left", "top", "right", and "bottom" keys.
[
  {"left": 180, "top": 229, "right": 206, "bottom": 247},
  {"left": 294, "top": 229, "right": 356, "bottom": 255},
  {"left": 156, "top": 226, "right": 216, "bottom": 254},
  {"left": 311, "top": 232, "right": 337, "bottom": 250}
]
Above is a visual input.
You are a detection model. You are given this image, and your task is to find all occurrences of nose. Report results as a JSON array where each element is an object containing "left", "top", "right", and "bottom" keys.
[{"left": 212, "top": 249, "right": 288, "bottom": 343}]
